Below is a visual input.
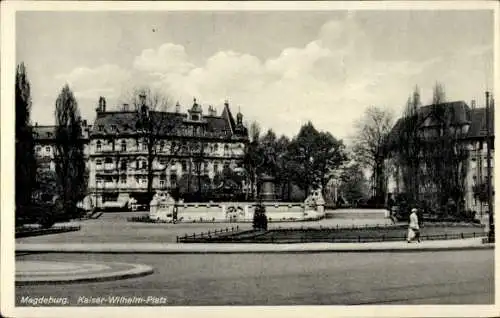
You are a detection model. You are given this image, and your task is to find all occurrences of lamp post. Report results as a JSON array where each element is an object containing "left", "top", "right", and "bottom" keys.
[{"left": 486, "top": 91, "right": 494, "bottom": 243}]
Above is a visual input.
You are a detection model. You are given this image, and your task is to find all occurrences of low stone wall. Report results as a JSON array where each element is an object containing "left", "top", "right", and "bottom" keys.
[{"left": 170, "top": 202, "right": 324, "bottom": 223}]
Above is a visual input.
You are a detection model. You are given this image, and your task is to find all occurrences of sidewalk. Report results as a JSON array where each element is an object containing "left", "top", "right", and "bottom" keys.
[{"left": 16, "top": 237, "right": 493, "bottom": 254}]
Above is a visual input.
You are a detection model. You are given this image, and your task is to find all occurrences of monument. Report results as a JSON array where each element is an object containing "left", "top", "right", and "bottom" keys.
[
  {"left": 259, "top": 173, "right": 277, "bottom": 201},
  {"left": 149, "top": 190, "right": 176, "bottom": 222}
]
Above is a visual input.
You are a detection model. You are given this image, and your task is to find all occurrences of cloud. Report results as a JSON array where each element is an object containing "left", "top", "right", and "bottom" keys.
[
  {"left": 55, "top": 64, "right": 132, "bottom": 99},
  {"left": 47, "top": 13, "right": 492, "bottom": 140},
  {"left": 133, "top": 43, "right": 195, "bottom": 74}
]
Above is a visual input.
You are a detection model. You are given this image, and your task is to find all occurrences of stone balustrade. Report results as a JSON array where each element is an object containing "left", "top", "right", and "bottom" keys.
[{"left": 149, "top": 200, "right": 325, "bottom": 223}]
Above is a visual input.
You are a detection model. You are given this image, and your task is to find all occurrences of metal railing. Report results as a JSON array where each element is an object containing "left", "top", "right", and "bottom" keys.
[{"left": 177, "top": 226, "right": 243, "bottom": 243}]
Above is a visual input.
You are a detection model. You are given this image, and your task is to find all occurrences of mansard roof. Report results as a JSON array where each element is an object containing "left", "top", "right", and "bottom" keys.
[
  {"left": 90, "top": 105, "right": 248, "bottom": 140},
  {"left": 32, "top": 125, "right": 90, "bottom": 141},
  {"left": 387, "top": 101, "right": 494, "bottom": 148}
]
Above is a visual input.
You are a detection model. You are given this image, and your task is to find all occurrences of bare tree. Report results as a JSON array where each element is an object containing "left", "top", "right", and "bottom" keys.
[
  {"left": 392, "top": 86, "right": 422, "bottom": 205},
  {"left": 126, "top": 86, "right": 182, "bottom": 198},
  {"left": 244, "top": 121, "right": 263, "bottom": 199},
  {"left": 421, "top": 82, "right": 469, "bottom": 214},
  {"left": 353, "top": 106, "right": 394, "bottom": 202}
]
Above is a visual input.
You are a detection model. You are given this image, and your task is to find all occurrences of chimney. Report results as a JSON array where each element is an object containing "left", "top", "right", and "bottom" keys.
[
  {"left": 122, "top": 103, "right": 130, "bottom": 111},
  {"left": 471, "top": 99, "right": 476, "bottom": 109},
  {"left": 175, "top": 101, "right": 181, "bottom": 113},
  {"left": 139, "top": 93, "right": 146, "bottom": 107},
  {"left": 97, "top": 96, "right": 107, "bottom": 112}
]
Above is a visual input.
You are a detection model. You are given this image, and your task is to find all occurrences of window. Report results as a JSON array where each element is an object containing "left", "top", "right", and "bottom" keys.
[
  {"left": 45, "top": 146, "right": 51, "bottom": 153},
  {"left": 120, "top": 160, "right": 127, "bottom": 170},
  {"left": 170, "top": 173, "right": 177, "bottom": 185},
  {"left": 120, "top": 174, "right": 127, "bottom": 184},
  {"left": 142, "top": 142, "right": 147, "bottom": 151},
  {"left": 98, "top": 125, "right": 104, "bottom": 131},
  {"left": 160, "top": 141, "right": 165, "bottom": 152},
  {"left": 35, "top": 146, "right": 41, "bottom": 152},
  {"left": 181, "top": 161, "right": 187, "bottom": 171},
  {"left": 159, "top": 158, "right": 166, "bottom": 166},
  {"left": 111, "top": 125, "right": 117, "bottom": 131},
  {"left": 224, "top": 144, "right": 229, "bottom": 153},
  {"left": 121, "top": 140, "right": 127, "bottom": 152},
  {"left": 96, "top": 140, "right": 102, "bottom": 151},
  {"left": 96, "top": 159, "right": 102, "bottom": 166},
  {"left": 213, "top": 162, "right": 219, "bottom": 172},
  {"left": 46, "top": 132, "right": 52, "bottom": 138},
  {"left": 159, "top": 180, "right": 165, "bottom": 187},
  {"left": 214, "top": 144, "right": 219, "bottom": 152},
  {"left": 96, "top": 176, "right": 103, "bottom": 184},
  {"left": 105, "top": 157, "right": 112, "bottom": 164}
]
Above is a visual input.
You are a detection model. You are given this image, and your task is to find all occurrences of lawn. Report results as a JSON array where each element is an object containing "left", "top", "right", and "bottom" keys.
[{"left": 180, "top": 224, "right": 486, "bottom": 243}]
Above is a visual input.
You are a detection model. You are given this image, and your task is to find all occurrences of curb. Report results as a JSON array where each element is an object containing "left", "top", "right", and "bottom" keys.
[
  {"left": 15, "top": 263, "right": 154, "bottom": 285},
  {"left": 16, "top": 240, "right": 494, "bottom": 254}
]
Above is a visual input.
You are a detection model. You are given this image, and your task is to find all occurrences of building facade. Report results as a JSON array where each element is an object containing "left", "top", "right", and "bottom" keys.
[
  {"left": 387, "top": 100, "right": 494, "bottom": 214},
  {"left": 88, "top": 97, "right": 249, "bottom": 207},
  {"left": 33, "top": 123, "right": 92, "bottom": 173}
]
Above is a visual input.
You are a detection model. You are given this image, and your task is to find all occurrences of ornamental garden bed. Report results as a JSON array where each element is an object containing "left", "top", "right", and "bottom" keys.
[{"left": 179, "top": 223, "right": 486, "bottom": 243}]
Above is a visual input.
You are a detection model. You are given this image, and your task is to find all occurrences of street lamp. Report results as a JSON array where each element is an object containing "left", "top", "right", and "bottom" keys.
[{"left": 486, "top": 91, "right": 494, "bottom": 243}]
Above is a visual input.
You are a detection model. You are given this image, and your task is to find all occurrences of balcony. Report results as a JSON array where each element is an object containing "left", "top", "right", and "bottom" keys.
[{"left": 104, "top": 163, "right": 116, "bottom": 171}]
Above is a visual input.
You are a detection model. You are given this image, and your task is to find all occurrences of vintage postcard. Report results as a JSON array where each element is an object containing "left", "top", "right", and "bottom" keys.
[{"left": 1, "top": 1, "right": 498, "bottom": 317}]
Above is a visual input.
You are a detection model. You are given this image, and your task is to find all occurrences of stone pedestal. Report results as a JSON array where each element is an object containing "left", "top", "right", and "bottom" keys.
[{"left": 259, "top": 174, "right": 276, "bottom": 202}]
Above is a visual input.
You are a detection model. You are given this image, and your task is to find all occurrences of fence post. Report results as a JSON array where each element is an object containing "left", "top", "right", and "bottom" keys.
[
  {"left": 237, "top": 225, "right": 239, "bottom": 231},
  {"left": 473, "top": 232, "right": 476, "bottom": 238},
  {"left": 193, "top": 233, "right": 196, "bottom": 238},
  {"left": 461, "top": 232, "right": 464, "bottom": 239},
  {"left": 358, "top": 235, "right": 361, "bottom": 243},
  {"left": 445, "top": 233, "right": 447, "bottom": 240}
]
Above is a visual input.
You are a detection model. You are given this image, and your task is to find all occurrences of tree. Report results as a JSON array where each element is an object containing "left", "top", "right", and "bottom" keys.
[
  {"left": 54, "top": 85, "right": 87, "bottom": 217},
  {"left": 338, "top": 163, "right": 368, "bottom": 205},
  {"left": 287, "top": 122, "right": 347, "bottom": 198},
  {"left": 393, "top": 86, "right": 422, "bottom": 205},
  {"left": 126, "top": 86, "right": 182, "bottom": 200},
  {"left": 243, "top": 121, "right": 263, "bottom": 199},
  {"left": 275, "top": 135, "right": 292, "bottom": 201},
  {"left": 420, "top": 82, "right": 469, "bottom": 214},
  {"left": 352, "top": 106, "right": 394, "bottom": 202},
  {"left": 15, "top": 63, "right": 37, "bottom": 213}
]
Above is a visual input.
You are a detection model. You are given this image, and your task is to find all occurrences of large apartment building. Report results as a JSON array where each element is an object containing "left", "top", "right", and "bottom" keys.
[
  {"left": 387, "top": 100, "right": 494, "bottom": 213},
  {"left": 89, "top": 96, "right": 249, "bottom": 207},
  {"left": 32, "top": 96, "right": 249, "bottom": 208}
]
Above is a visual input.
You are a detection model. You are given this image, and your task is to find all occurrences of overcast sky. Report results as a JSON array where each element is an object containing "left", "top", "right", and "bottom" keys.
[{"left": 16, "top": 9, "right": 494, "bottom": 142}]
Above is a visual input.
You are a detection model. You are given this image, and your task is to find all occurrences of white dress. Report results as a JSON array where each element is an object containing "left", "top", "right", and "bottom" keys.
[{"left": 407, "top": 212, "right": 419, "bottom": 241}]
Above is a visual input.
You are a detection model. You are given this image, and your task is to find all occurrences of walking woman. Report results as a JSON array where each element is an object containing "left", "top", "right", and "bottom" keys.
[{"left": 407, "top": 208, "right": 421, "bottom": 243}]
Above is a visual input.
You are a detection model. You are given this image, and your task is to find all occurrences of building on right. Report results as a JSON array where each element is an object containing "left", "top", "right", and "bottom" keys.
[{"left": 386, "top": 97, "right": 494, "bottom": 216}]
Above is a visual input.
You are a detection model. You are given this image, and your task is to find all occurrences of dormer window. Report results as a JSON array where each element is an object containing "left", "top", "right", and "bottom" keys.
[
  {"left": 192, "top": 114, "right": 199, "bottom": 121},
  {"left": 111, "top": 125, "right": 117, "bottom": 132},
  {"left": 98, "top": 125, "right": 104, "bottom": 131}
]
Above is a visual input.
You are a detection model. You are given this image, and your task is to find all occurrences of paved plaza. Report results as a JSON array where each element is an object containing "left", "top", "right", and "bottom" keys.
[
  {"left": 15, "top": 209, "right": 394, "bottom": 244},
  {"left": 16, "top": 260, "right": 153, "bottom": 285},
  {"left": 16, "top": 250, "right": 494, "bottom": 305},
  {"left": 14, "top": 209, "right": 494, "bottom": 306}
]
